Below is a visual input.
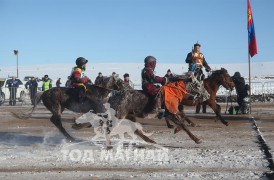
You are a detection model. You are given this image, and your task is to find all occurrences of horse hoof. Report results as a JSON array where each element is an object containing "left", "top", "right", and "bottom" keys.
[
  {"left": 66, "top": 138, "right": 75, "bottom": 143},
  {"left": 174, "top": 127, "right": 180, "bottom": 134},
  {"left": 191, "top": 123, "right": 197, "bottom": 127},
  {"left": 72, "top": 123, "right": 91, "bottom": 130},
  {"left": 225, "top": 122, "right": 229, "bottom": 126},
  {"left": 167, "top": 125, "right": 174, "bottom": 129},
  {"left": 107, "top": 146, "right": 113, "bottom": 150},
  {"left": 195, "top": 139, "right": 202, "bottom": 144}
]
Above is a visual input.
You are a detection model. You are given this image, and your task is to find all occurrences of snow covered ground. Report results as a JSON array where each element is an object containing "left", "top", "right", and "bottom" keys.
[{"left": 0, "top": 103, "right": 273, "bottom": 179}]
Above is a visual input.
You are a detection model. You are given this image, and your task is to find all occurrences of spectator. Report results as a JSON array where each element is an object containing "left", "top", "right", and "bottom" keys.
[
  {"left": 195, "top": 101, "right": 207, "bottom": 114},
  {"left": 95, "top": 72, "right": 103, "bottom": 85},
  {"left": 232, "top": 72, "right": 249, "bottom": 114},
  {"left": 56, "top": 78, "right": 62, "bottom": 87},
  {"left": 123, "top": 73, "right": 134, "bottom": 89},
  {"left": 25, "top": 77, "right": 38, "bottom": 105},
  {"left": 65, "top": 76, "right": 71, "bottom": 88},
  {"left": 8, "top": 76, "right": 19, "bottom": 106},
  {"left": 0, "top": 85, "right": 3, "bottom": 105},
  {"left": 42, "top": 75, "right": 52, "bottom": 91},
  {"left": 164, "top": 69, "right": 174, "bottom": 78}
]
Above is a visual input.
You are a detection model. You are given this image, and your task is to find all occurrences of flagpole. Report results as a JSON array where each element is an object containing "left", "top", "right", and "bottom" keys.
[
  {"left": 247, "top": 0, "right": 252, "bottom": 114},
  {"left": 248, "top": 54, "right": 252, "bottom": 114}
]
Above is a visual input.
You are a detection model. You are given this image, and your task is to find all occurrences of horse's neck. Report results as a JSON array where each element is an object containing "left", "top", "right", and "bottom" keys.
[
  {"left": 88, "top": 85, "right": 111, "bottom": 98},
  {"left": 204, "top": 77, "right": 220, "bottom": 93}
]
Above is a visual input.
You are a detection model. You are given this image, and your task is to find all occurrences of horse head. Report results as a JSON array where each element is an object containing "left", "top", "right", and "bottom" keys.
[
  {"left": 209, "top": 68, "right": 234, "bottom": 91},
  {"left": 97, "top": 75, "right": 124, "bottom": 90}
]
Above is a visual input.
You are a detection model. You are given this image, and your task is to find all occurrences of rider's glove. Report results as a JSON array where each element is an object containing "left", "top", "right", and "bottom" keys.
[
  {"left": 82, "top": 76, "right": 89, "bottom": 84},
  {"left": 205, "top": 67, "right": 211, "bottom": 72},
  {"left": 163, "top": 77, "right": 169, "bottom": 85}
]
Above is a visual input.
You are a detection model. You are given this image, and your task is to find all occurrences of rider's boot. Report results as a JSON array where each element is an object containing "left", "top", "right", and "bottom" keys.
[
  {"left": 202, "top": 102, "right": 207, "bottom": 113},
  {"left": 153, "top": 96, "right": 165, "bottom": 113},
  {"left": 195, "top": 103, "right": 201, "bottom": 113},
  {"left": 78, "top": 86, "right": 86, "bottom": 103}
]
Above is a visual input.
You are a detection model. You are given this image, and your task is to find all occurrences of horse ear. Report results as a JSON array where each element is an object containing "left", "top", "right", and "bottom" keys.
[{"left": 114, "top": 74, "right": 119, "bottom": 80}]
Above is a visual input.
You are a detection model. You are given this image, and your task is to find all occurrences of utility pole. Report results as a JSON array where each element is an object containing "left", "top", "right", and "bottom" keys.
[{"left": 13, "top": 50, "right": 19, "bottom": 78}]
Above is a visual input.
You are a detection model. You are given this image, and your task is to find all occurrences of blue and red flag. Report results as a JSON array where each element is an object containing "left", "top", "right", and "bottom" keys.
[{"left": 248, "top": 0, "right": 258, "bottom": 57}]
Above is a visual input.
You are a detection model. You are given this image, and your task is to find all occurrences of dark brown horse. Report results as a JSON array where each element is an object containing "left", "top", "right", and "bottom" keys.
[
  {"left": 165, "top": 68, "right": 235, "bottom": 131},
  {"left": 108, "top": 81, "right": 202, "bottom": 144},
  {"left": 15, "top": 85, "right": 111, "bottom": 141},
  {"left": 15, "top": 76, "right": 156, "bottom": 144}
]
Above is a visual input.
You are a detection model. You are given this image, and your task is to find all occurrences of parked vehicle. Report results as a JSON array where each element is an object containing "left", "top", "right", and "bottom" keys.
[{"left": 0, "top": 78, "right": 28, "bottom": 105}]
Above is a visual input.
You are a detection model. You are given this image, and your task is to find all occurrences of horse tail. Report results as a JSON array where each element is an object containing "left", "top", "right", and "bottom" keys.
[
  {"left": 12, "top": 91, "right": 44, "bottom": 120},
  {"left": 135, "top": 122, "right": 154, "bottom": 137},
  {"left": 134, "top": 129, "right": 156, "bottom": 144}
]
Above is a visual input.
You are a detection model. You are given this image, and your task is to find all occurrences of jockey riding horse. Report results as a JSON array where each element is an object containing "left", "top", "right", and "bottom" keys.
[
  {"left": 185, "top": 42, "right": 212, "bottom": 100},
  {"left": 186, "top": 42, "right": 211, "bottom": 81},
  {"left": 70, "top": 57, "right": 92, "bottom": 102}
]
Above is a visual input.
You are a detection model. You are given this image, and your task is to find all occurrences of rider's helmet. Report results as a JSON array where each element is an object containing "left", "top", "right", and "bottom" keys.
[
  {"left": 144, "top": 56, "right": 156, "bottom": 64},
  {"left": 76, "top": 57, "right": 88, "bottom": 67}
]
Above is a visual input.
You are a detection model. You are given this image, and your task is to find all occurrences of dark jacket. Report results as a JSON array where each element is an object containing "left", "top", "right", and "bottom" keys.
[
  {"left": 25, "top": 80, "right": 38, "bottom": 90},
  {"left": 8, "top": 79, "right": 19, "bottom": 90},
  {"left": 232, "top": 73, "right": 248, "bottom": 97}
]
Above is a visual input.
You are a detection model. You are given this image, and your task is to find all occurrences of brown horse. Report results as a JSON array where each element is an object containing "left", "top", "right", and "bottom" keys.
[
  {"left": 15, "top": 76, "right": 156, "bottom": 144},
  {"left": 108, "top": 79, "right": 202, "bottom": 144},
  {"left": 165, "top": 68, "right": 235, "bottom": 131},
  {"left": 14, "top": 85, "right": 112, "bottom": 141}
]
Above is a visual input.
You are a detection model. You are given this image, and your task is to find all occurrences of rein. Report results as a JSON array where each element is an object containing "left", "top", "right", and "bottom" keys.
[
  {"left": 158, "top": 81, "right": 197, "bottom": 97},
  {"left": 92, "top": 84, "right": 119, "bottom": 92}
]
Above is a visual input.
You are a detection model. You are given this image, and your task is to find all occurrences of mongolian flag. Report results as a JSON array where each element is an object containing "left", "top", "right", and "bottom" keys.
[{"left": 247, "top": 0, "right": 258, "bottom": 57}]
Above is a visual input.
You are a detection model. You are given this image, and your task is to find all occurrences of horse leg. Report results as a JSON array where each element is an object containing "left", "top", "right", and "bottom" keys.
[
  {"left": 134, "top": 129, "right": 156, "bottom": 144},
  {"left": 165, "top": 118, "right": 174, "bottom": 128},
  {"left": 125, "top": 114, "right": 136, "bottom": 122},
  {"left": 50, "top": 114, "right": 75, "bottom": 141},
  {"left": 178, "top": 104, "right": 196, "bottom": 127},
  {"left": 168, "top": 113, "right": 201, "bottom": 144},
  {"left": 207, "top": 100, "right": 229, "bottom": 126}
]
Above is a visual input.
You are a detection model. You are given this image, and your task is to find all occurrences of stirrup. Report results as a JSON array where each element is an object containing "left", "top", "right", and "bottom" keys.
[{"left": 156, "top": 108, "right": 165, "bottom": 113}]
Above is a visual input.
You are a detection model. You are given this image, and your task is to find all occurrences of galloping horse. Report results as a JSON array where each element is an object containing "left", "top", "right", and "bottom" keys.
[
  {"left": 165, "top": 68, "right": 235, "bottom": 131},
  {"left": 108, "top": 79, "right": 202, "bottom": 144},
  {"left": 14, "top": 84, "right": 113, "bottom": 141},
  {"left": 15, "top": 76, "right": 156, "bottom": 143}
]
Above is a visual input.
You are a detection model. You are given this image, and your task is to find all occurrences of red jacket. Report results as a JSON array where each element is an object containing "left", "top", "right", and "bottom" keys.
[
  {"left": 141, "top": 61, "right": 166, "bottom": 96},
  {"left": 70, "top": 67, "right": 90, "bottom": 88}
]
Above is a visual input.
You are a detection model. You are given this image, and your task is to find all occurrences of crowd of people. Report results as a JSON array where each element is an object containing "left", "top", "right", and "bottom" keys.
[{"left": 2, "top": 42, "right": 250, "bottom": 114}]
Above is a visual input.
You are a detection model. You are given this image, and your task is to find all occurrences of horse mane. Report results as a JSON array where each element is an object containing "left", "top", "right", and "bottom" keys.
[
  {"left": 212, "top": 68, "right": 227, "bottom": 75},
  {"left": 209, "top": 68, "right": 228, "bottom": 77}
]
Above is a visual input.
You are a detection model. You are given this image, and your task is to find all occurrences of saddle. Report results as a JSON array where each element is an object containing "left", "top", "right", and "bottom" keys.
[
  {"left": 159, "top": 73, "right": 207, "bottom": 114},
  {"left": 67, "top": 86, "right": 87, "bottom": 102},
  {"left": 160, "top": 81, "right": 187, "bottom": 114}
]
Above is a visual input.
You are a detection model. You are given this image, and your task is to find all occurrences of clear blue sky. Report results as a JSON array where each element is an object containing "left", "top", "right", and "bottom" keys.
[{"left": 0, "top": 0, "right": 273, "bottom": 67}]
